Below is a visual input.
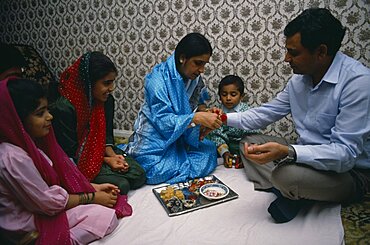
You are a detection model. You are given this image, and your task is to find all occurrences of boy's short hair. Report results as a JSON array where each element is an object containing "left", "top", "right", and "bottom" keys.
[{"left": 218, "top": 75, "right": 244, "bottom": 96}]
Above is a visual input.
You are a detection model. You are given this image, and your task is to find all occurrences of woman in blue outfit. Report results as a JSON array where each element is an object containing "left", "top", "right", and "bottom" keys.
[{"left": 124, "top": 33, "right": 223, "bottom": 184}]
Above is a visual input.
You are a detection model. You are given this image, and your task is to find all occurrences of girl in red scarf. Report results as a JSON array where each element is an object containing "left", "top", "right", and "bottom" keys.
[
  {"left": 51, "top": 52, "right": 146, "bottom": 195},
  {"left": 0, "top": 78, "right": 131, "bottom": 244}
]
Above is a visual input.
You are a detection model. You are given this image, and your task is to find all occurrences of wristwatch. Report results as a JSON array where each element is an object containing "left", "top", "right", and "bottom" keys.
[{"left": 274, "top": 145, "right": 296, "bottom": 165}]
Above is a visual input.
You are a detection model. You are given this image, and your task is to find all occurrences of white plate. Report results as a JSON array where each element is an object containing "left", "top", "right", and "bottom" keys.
[{"left": 200, "top": 183, "right": 229, "bottom": 200}]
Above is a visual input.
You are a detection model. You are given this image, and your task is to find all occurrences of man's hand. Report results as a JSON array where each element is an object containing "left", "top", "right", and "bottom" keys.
[
  {"left": 243, "top": 142, "right": 288, "bottom": 164},
  {"left": 104, "top": 155, "right": 129, "bottom": 173}
]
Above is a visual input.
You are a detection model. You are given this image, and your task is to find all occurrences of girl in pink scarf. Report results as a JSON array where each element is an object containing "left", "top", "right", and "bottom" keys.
[{"left": 0, "top": 78, "right": 131, "bottom": 244}]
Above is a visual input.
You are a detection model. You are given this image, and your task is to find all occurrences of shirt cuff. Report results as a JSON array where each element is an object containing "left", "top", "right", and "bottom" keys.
[
  {"left": 291, "top": 144, "right": 309, "bottom": 163},
  {"left": 217, "top": 144, "right": 230, "bottom": 156},
  {"left": 226, "top": 112, "right": 241, "bottom": 128}
]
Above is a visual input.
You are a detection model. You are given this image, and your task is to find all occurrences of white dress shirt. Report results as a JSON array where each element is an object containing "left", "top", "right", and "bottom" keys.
[{"left": 227, "top": 52, "right": 370, "bottom": 172}]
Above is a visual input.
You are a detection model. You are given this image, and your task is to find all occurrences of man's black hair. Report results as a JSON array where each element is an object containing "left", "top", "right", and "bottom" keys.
[{"left": 284, "top": 8, "right": 346, "bottom": 55}]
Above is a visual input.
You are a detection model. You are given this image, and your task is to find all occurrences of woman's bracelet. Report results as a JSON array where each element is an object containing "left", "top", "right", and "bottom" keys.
[
  {"left": 89, "top": 192, "right": 95, "bottom": 204},
  {"left": 78, "top": 193, "right": 85, "bottom": 204},
  {"left": 78, "top": 192, "right": 95, "bottom": 204}
]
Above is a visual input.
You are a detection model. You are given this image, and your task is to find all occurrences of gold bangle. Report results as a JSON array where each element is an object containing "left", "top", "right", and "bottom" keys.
[
  {"left": 78, "top": 193, "right": 85, "bottom": 204},
  {"left": 91, "top": 192, "right": 95, "bottom": 203}
]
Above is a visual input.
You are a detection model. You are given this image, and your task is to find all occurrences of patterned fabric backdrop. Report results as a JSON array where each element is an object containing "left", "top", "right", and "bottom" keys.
[{"left": 1, "top": 0, "right": 369, "bottom": 141}]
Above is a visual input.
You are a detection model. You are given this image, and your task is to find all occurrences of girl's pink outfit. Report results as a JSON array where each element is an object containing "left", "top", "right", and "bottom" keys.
[
  {"left": 0, "top": 78, "right": 131, "bottom": 244},
  {"left": 0, "top": 143, "right": 118, "bottom": 244}
]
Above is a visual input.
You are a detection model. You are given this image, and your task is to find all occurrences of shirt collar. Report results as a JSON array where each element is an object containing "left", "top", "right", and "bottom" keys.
[
  {"left": 321, "top": 51, "right": 344, "bottom": 85},
  {"left": 221, "top": 103, "right": 242, "bottom": 113},
  {"left": 307, "top": 51, "right": 343, "bottom": 90}
]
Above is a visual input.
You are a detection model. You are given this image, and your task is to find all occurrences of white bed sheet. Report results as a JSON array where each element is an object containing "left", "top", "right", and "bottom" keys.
[{"left": 92, "top": 164, "right": 344, "bottom": 245}]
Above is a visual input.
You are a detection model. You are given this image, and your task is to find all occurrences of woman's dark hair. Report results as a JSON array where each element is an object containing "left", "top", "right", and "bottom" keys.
[
  {"left": 0, "top": 43, "right": 26, "bottom": 74},
  {"left": 7, "top": 78, "right": 46, "bottom": 122},
  {"left": 175, "top": 33, "right": 213, "bottom": 67},
  {"left": 89, "top": 51, "right": 117, "bottom": 83},
  {"left": 79, "top": 51, "right": 117, "bottom": 101},
  {"left": 284, "top": 8, "right": 345, "bottom": 56},
  {"left": 218, "top": 75, "right": 245, "bottom": 96}
]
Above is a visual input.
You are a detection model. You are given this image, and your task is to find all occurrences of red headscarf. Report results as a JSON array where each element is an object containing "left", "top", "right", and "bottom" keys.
[
  {"left": 59, "top": 53, "right": 106, "bottom": 181},
  {"left": 0, "top": 78, "right": 131, "bottom": 245}
]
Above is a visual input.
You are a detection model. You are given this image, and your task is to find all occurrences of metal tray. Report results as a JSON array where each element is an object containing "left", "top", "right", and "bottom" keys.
[{"left": 152, "top": 175, "right": 239, "bottom": 217}]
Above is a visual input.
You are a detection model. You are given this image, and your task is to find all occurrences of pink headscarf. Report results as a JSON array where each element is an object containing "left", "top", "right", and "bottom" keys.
[{"left": 0, "top": 78, "right": 131, "bottom": 244}]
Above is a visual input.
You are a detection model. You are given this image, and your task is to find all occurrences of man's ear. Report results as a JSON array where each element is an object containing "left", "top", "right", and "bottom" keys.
[{"left": 317, "top": 44, "right": 328, "bottom": 58}]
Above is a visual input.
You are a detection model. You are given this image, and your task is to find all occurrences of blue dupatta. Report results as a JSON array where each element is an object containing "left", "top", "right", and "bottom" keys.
[{"left": 125, "top": 54, "right": 217, "bottom": 184}]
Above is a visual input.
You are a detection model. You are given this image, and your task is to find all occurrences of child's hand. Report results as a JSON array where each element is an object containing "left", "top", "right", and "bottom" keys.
[
  {"left": 222, "top": 152, "right": 232, "bottom": 168},
  {"left": 104, "top": 155, "right": 129, "bottom": 173}
]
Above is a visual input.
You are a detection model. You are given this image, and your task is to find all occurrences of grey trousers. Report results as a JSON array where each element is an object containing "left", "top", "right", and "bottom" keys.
[{"left": 240, "top": 134, "right": 367, "bottom": 204}]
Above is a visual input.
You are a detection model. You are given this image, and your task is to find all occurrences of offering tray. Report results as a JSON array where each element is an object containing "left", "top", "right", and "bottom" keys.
[{"left": 152, "top": 175, "right": 238, "bottom": 217}]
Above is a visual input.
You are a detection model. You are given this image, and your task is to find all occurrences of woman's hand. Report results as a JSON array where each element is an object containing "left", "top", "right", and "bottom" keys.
[
  {"left": 195, "top": 107, "right": 224, "bottom": 140},
  {"left": 94, "top": 190, "right": 118, "bottom": 208},
  {"left": 91, "top": 183, "right": 119, "bottom": 193},
  {"left": 66, "top": 184, "right": 120, "bottom": 210},
  {"left": 243, "top": 142, "right": 288, "bottom": 164},
  {"left": 199, "top": 125, "right": 212, "bottom": 140},
  {"left": 208, "top": 107, "right": 223, "bottom": 116},
  {"left": 193, "top": 111, "right": 222, "bottom": 130},
  {"left": 92, "top": 183, "right": 120, "bottom": 207},
  {"left": 104, "top": 155, "right": 129, "bottom": 173}
]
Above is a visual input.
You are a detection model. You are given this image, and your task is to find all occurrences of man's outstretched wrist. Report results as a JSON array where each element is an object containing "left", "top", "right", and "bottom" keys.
[{"left": 274, "top": 145, "right": 296, "bottom": 164}]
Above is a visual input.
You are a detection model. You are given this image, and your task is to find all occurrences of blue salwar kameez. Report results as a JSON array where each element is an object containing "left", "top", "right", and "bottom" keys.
[{"left": 124, "top": 54, "right": 217, "bottom": 184}]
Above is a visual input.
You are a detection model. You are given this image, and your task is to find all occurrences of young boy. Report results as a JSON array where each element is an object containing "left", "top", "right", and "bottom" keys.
[{"left": 207, "top": 75, "right": 257, "bottom": 168}]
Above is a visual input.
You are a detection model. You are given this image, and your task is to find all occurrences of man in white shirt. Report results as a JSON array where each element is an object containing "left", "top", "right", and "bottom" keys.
[{"left": 225, "top": 8, "right": 370, "bottom": 223}]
